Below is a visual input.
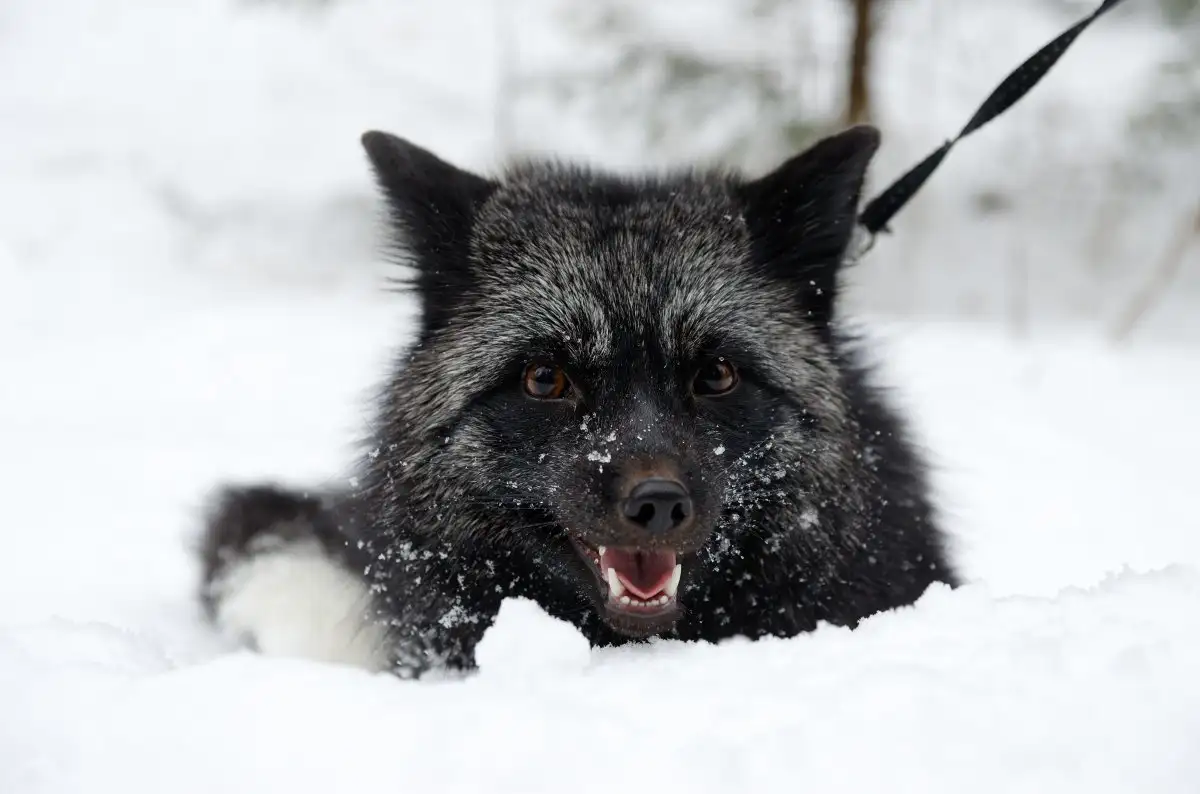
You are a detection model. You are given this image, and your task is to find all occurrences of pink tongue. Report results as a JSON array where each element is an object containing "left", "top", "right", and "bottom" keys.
[{"left": 601, "top": 548, "right": 677, "bottom": 599}]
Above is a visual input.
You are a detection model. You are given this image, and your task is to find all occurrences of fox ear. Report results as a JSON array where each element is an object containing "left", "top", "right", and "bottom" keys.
[
  {"left": 361, "top": 131, "right": 496, "bottom": 332},
  {"left": 737, "top": 124, "right": 880, "bottom": 327}
]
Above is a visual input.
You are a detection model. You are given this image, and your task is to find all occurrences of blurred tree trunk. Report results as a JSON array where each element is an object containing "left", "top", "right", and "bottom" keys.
[{"left": 846, "top": 0, "right": 874, "bottom": 124}]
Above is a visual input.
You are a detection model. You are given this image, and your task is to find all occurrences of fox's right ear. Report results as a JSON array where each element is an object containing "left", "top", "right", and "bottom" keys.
[
  {"left": 361, "top": 131, "right": 496, "bottom": 331},
  {"left": 736, "top": 125, "right": 880, "bottom": 330}
]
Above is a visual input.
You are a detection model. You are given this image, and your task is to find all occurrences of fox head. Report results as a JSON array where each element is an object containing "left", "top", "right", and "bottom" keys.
[{"left": 361, "top": 127, "right": 883, "bottom": 639}]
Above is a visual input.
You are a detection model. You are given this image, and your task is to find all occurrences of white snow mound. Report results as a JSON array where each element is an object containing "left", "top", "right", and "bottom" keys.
[{"left": 2, "top": 567, "right": 1198, "bottom": 793}]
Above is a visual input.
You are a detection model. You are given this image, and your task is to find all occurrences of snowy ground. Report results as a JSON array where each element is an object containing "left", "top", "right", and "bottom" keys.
[{"left": 3, "top": 1, "right": 1200, "bottom": 792}]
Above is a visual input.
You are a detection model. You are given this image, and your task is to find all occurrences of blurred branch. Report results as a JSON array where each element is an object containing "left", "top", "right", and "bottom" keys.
[
  {"left": 1109, "top": 203, "right": 1200, "bottom": 342},
  {"left": 845, "top": 0, "right": 874, "bottom": 124}
]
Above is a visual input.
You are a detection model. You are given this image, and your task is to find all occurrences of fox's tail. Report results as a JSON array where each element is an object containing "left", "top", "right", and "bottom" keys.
[{"left": 198, "top": 484, "right": 389, "bottom": 671}]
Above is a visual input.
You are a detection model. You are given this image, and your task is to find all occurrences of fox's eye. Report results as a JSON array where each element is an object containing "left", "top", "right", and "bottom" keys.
[
  {"left": 523, "top": 363, "right": 569, "bottom": 400},
  {"left": 693, "top": 357, "right": 738, "bottom": 397}
]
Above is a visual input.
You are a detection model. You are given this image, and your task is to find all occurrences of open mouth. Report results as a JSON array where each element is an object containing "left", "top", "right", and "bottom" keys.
[{"left": 572, "top": 538, "right": 683, "bottom": 633}]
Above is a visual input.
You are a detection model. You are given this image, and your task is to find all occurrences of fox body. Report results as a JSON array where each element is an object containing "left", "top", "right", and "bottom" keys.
[{"left": 199, "top": 125, "right": 957, "bottom": 677}]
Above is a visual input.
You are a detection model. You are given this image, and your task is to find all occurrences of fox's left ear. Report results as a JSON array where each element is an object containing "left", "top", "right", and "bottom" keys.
[
  {"left": 736, "top": 124, "right": 880, "bottom": 327},
  {"left": 361, "top": 131, "right": 497, "bottom": 333}
]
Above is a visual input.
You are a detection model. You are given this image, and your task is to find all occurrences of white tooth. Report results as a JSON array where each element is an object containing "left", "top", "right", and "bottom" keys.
[
  {"left": 606, "top": 568, "right": 626, "bottom": 599},
  {"left": 665, "top": 564, "right": 682, "bottom": 597},
  {"left": 620, "top": 595, "right": 632, "bottom": 605},
  {"left": 598, "top": 546, "right": 607, "bottom": 556}
]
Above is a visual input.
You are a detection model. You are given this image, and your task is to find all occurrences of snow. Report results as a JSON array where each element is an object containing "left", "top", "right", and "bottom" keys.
[
  {"left": 5, "top": 566, "right": 1200, "bottom": 792},
  {"left": 473, "top": 598, "right": 592, "bottom": 677},
  {"left": 3, "top": 0, "right": 1200, "bottom": 792}
]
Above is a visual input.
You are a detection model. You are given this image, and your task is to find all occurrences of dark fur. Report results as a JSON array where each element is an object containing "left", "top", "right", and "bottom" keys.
[{"left": 200, "top": 125, "right": 958, "bottom": 678}]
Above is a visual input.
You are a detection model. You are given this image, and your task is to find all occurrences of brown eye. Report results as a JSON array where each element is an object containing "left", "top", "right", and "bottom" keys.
[
  {"left": 523, "top": 363, "right": 569, "bottom": 400},
  {"left": 693, "top": 357, "right": 738, "bottom": 396}
]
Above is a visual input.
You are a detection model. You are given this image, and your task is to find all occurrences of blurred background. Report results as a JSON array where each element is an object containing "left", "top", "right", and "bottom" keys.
[{"left": 2, "top": 0, "right": 1196, "bottom": 341}]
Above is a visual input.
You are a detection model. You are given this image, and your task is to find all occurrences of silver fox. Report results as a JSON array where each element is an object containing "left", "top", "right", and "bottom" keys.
[{"left": 198, "top": 125, "right": 958, "bottom": 677}]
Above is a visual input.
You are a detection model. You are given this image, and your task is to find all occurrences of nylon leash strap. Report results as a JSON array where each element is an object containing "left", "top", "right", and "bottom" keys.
[{"left": 852, "top": 0, "right": 1133, "bottom": 259}]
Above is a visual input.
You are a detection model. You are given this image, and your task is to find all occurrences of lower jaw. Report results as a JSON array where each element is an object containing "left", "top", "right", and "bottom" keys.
[
  {"left": 600, "top": 601, "right": 681, "bottom": 638},
  {"left": 598, "top": 585, "right": 681, "bottom": 637}
]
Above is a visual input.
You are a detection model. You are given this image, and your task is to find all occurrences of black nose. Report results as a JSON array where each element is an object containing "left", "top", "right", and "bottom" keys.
[{"left": 622, "top": 478, "right": 693, "bottom": 534}]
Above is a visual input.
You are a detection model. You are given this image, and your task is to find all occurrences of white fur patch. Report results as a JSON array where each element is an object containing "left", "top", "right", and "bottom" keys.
[{"left": 209, "top": 541, "right": 390, "bottom": 672}]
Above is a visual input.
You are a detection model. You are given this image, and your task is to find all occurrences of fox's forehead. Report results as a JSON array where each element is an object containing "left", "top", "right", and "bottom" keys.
[
  {"left": 472, "top": 171, "right": 749, "bottom": 272},
  {"left": 464, "top": 171, "right": 790, "bottom": 364}
]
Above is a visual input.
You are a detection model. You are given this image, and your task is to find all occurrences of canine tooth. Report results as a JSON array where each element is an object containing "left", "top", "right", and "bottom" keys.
[
  {"left": 620, "top": 595, "right": 632, "bottom": 605},
  {"left": 606, "top": 568, "right": 626, "bottom": 598},
  {"left": 598, "top": 546, "right": 607, "bottom": 556},
  {"left": 665, "top": 564, "right": 682, "bottom": 597}
]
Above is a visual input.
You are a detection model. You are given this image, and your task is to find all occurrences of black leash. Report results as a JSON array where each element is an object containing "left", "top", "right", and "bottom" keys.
[{"left": 855, "top": 0, "right": 1133, "bottom": 250}]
